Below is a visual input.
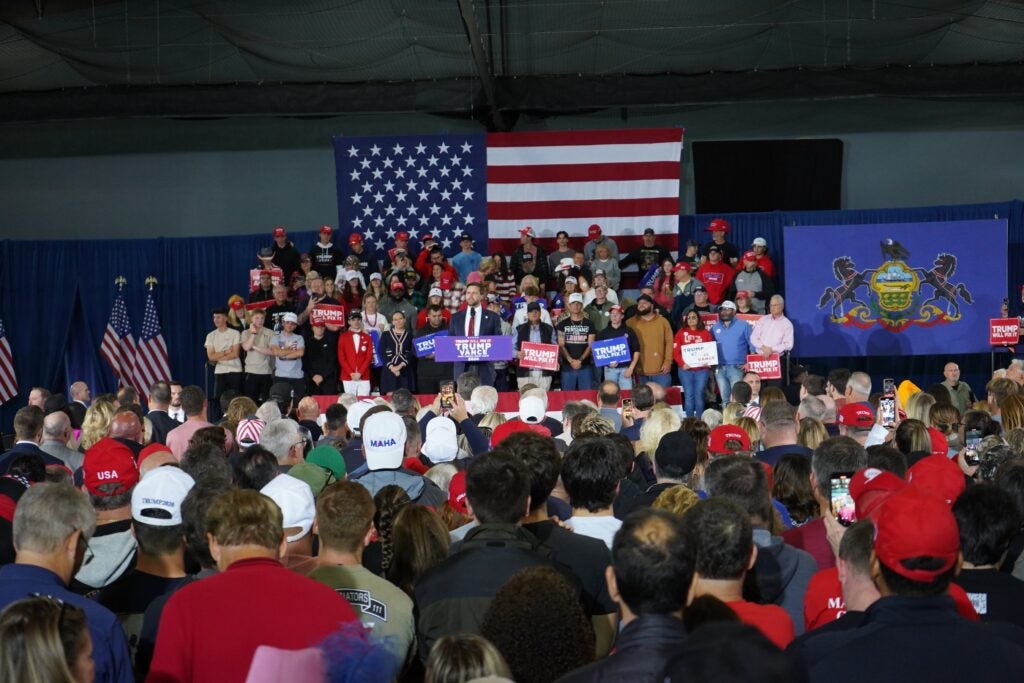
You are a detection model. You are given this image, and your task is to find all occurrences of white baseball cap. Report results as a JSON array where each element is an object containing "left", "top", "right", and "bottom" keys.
[
  {"left": 519, "top": 395, "right": 546, "bottom": 424},
  {"left": 568, "top": 293, "right": 584, "bottom": 305},
  {"left": 720, "top": 300, "right": 738, "bottom": 311},
  {"left": 363, "top": 411, "right": 407, "bottom": 470},
  {"left": 564, "top": 276, "right": 578, "bottom": 285},
  {"left": 346, "top": 399, "right": 377, "bottom": 435},
  {"left": 752, "top": 237, "right": 768, "bottom": 247},
  {"left": 421, "top": 416, "right": 458, "bottom": 463},
  {"left": 131, "top": 467, "right": 196, "bottom": 526},
  {"left": 282, "top": 312, "right": 299, "bottom": 324},
  {"left": 369, "top": 272, "right": 383, "bottom": 281},
  {"left": 260, "top": 474, "right": 316, "bottom": 543},
  {"left": 428, "top": 287, "right": 444, "bottom": 298}
]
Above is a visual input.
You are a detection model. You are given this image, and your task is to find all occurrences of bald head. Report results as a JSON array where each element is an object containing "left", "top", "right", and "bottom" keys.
[
  {"left": 109, "top": 411, "right": 143, "bottom": 443},
  {"left": 42, "top": 411, "right": 71, "bottom": 441}
]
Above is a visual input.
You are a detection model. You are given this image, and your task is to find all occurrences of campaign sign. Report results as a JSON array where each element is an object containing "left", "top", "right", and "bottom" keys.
[
  {"left": 311, "top": 304, "right": 346, "bottom": 326},
  {"left": 520, "top": 342, "right": 560, "bottom": 371},
  {"left": 737, "top": 313, "right": 765, "bottom": 324},
  {"left": 249, "top": 267, "right": 283, "bottom": 292},
  {"left": 368, "top": 329, "right": 383, "bottom": 368},
  {"left": 591, "top": 336, "right": 632, "bottom": 368},
  {"left": 699, "top": 312, "right": 720, "bottom": 326},
  {"left": 414, "top": 331, "right": 449, "bottom": 358},
  {"left": 435, "top": 336, "right": 515, "bottom": 362},
  {"left": 990, "top": 318, "right": 1020, "bottom": 345},
  {"left": 784, "top": 219, "right": 1007, "bottom": 356},
  {"left": 245, "top": 300, "right": 274, "bottom": 312},
  {"left": 746, "top": 353, "right": 782, "bottom": 380},
  {"left": 681, "top": 342, "right": 719, "bottom": 367}
]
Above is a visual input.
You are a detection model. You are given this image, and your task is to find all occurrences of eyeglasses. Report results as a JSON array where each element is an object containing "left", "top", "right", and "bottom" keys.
[
  {"left": 75, "top": 532, "right": 94, "bottom": 567},
  {"left": 29, "top": 593, "right": 69, "bottom": 624}
]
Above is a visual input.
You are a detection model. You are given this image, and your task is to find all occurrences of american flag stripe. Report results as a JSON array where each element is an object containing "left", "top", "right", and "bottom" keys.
[
  {"left": 488, "top": 179, "right": 680, "bottom": 203},
  {"left": 488, "top": 161, "right": 679, "bottom": 183},
  {"left": 0, "top": 318, "right": 18, "bottom": 404},
  {"left": 485, "top": 128, "right": 683, "bottom": 254}
]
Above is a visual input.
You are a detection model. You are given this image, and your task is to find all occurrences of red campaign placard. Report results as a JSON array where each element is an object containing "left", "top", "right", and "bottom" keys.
[
  {"left": 746, "top": 353, "right": 782, "bottom": 380},
  {"left": 519, "top": 342, "right": 560, "bottom": 371},
  {"left": 736, "top": 313, "right": 765, "bottom": 324},
  {"left": 699, "top": 312, "right": 720, "bottom": 326},
  {"left": 990, "top": 318, "right": 1020, "bottom": 345},
  {"left": 249, "top": 267, "right": 284, "bottom": 292},
  {"left": 310, "top": 304, "right": 347, "bottom": 326}
]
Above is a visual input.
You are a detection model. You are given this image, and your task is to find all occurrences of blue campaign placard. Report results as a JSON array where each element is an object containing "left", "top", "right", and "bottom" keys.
[
  {"left": 414, "top": 331, "right": 448, "bottom": 358},
  {"left": 591, "top": 335, "right": 632, "bottom": 367}
]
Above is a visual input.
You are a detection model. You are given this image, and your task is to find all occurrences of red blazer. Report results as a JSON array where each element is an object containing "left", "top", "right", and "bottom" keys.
[{"left": 337, "top": 330, "right": 374, "bottom": 380}]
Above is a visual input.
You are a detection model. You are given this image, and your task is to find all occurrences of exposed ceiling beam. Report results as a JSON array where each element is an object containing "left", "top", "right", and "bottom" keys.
[{"left": 456, "top": 0, "right": 507, "bottom": 131}]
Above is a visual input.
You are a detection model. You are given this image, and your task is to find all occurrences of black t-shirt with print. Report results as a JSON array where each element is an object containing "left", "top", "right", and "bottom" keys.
[{"left": 557, "top": 316, "right": 597, "bottom": 363}]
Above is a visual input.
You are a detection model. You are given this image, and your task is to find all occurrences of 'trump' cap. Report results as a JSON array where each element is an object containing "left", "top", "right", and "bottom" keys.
[
  {"left": 131, "top": 467, "right": 195, "bottom": 526},
  {"left": 708, "top": 425, "right": 751, "bottom": 455}
]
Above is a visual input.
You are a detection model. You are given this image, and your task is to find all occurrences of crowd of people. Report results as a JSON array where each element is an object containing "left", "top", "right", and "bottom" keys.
[
  {"left": 1, "top": 218, "right": 1023, "bottom": 683},
  {"left": 209, "top": 220, "right": 791, "bottom": 414}
]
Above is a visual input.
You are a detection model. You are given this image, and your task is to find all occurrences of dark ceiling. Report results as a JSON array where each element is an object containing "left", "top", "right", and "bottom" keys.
[{"left": 3, "top": 1, "right": 1024, "bottom": 128}]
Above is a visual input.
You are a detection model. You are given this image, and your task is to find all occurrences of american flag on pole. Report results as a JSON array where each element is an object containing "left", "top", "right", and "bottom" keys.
[
  {"left": 133, "top": 286, "right": 172, "bottom": 393},
  {"left": 100, "top": 284, "right": 138, "bottom": 392},
  {"left": 332, "top": 128, "right": 683, "bottom": 259},
  {"left": 0, "top": 316, "right": 19, "bottom": 404}
]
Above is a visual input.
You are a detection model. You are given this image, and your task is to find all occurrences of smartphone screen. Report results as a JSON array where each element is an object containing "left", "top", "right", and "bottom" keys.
[
  {"left": 440, "top": 381, "right": 455, "bottom": 410},
  {"left": 883, "top": 378, "right": 895, "bottom": 396},
  {"left": 622, "top": 398, "right": 634, "bottom": 411},
  {"left": 830, "top": 472, "right": 856, "bottom": 527},
  {"left": 879, "top": 396, "right": 896, "bottom": 427},
  {"left": 965, "top": 429, "right": 982, "bottom": 466}
]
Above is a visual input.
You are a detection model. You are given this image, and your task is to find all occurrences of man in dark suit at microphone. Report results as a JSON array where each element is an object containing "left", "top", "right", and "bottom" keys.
[{"left": 448, "top": 281, "right": 503, "bottom": 387}]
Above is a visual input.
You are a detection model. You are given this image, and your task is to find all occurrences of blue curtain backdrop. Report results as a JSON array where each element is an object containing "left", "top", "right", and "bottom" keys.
[{"left": 2, "top": 200, "right": 1022, "bottom": 430}]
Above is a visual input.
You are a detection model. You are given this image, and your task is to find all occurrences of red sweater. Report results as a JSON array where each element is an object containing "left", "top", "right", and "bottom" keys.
[
  {"left": 728, "top": 600, "right": 795, "bottom": 649},
  {"left": 147, "top": 557, "right": 356, "bottom": 683}
]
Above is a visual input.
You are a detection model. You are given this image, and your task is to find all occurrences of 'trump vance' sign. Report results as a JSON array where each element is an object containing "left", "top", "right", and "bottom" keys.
[{"left": 435, "top": 336, "right": 515, "bottom": 363}]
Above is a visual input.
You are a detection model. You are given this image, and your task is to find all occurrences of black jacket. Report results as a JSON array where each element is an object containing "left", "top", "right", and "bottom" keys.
[
  {"left": 557, "top": 614, "right": 687, "bottom": 683},
  {"left": 415, "top": 524, "right": 577, "bottom": 662},
  {"left": 146, "top": 410, "right": 180, "bottom": 446}
]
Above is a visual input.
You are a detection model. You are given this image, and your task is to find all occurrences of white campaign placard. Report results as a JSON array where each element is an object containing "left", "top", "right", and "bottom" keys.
[{"left": 681, "top": 341, "right": 718, "bottom": 367}]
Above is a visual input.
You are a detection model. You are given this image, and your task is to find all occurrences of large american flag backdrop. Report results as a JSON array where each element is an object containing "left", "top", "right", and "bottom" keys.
[{"left": 332, "top": 128, "right": 683, "bottom": 257}]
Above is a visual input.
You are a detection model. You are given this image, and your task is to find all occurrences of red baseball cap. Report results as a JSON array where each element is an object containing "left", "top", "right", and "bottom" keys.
[
  {"left": 588, "top": 224, "right": 602, "bottom": 238},
  {"left": 138, "top": 443, "right": 173, "bottom": 468},
  {"left": 927, "top": 427, "right": 949, "bottom": 458},
  {"left": 319, "top": 225, "right": 333, "bottom": 235},
  {"left": 874, "top": 487, "right": 960, "bottom": 582},
  {"left": 735, "top": 290, "right": 751, "bottom": 300},
  {"left": 348, "top": 233, "right": 363, "bottom": 245},
  {"left": 490, "top": 420, "right": 552, "bottom": 448},
  {"left": 708, "top": 424, "right": 752, "bottom": 455},
  {"left": 83, "top": 438, "right": 140, "bottom": 496},
  {"left": 906, "top": 453, "right": 966, "bottom": 505},
  {"left": 422, "top": 234, "right": 435, "bottom": 243},
  {"left": 519, "top": 226, "right": 536, "bottom": 239},
  {"left": 742, "top": 250, "right": 757, "bottom": 261},
  {"left": 395, "top": 231, "right": 410, "bottom": 242},
  {"left": 273, "top": 226, "right": 286, "bottom": 238},
  {"left": 837, "top": 403, "right": 873, "bottom": 429},
  {"left": 448, "top": 470, "right": 469, "bottom": 515},
  {"left": 849, "top": 467, "right": 906, "bottom": 521},
  {"left": 672, "top": 262, "right": 689, "bottom": 273},
  {"left": 706, "top": 217, "right": 730, "bottom": 233}
]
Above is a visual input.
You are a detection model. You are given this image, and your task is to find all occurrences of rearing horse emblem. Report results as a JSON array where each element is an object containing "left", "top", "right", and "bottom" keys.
[{"left": 817, "top": 243, "right": 973, "bottom": 332}]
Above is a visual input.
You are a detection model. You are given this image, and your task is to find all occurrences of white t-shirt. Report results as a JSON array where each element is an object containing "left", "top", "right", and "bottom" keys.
[{"left": 566, "top": 515, "right": 622, "bottom": 550}]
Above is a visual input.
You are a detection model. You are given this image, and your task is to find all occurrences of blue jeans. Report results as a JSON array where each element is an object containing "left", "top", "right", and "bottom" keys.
[
  {"left": 679, "top": 369, "right": 710, "bottom": 417},
  {"left": 603, "top": 365, "right": 633, "bottom": 390},
  {"left": 640, "top": 373, "right": 671, "bottom": 388},
  {"left": 715, "top": 364, "right": 745, "bottom": 404},
  {"left": 561, "top": 365, "right": 595, "bottom": 391}
]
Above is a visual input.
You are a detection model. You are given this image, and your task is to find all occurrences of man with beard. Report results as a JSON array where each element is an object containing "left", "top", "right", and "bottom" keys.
[
  {"left": 296, "top": 271, "right": 343, "bottom": 333},
  {"left": 710, "top": 301, "right": 754, "bottom": 404},
  {"left": 271, "top": 226, "right": 302, "bottom": 283},
  {"left": 557, "top": 293, "right": 597, "bottom": 390},
  {"left": 619, "top": 227, "right": 671, "bottom": 273},
  {"left": 627, "top": 294, "right": 674, "bottom": 388}
]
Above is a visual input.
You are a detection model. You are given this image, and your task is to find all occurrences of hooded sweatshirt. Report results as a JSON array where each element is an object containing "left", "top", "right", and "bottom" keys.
[
  {"left": 750, "top": 527, "right": 818, "bottom": 635},
  {"left": 73, "top": 519, "right": 137, "bottom": 595},
  {"left": 354, "top": 468, "right": 446, "bottom": 508}
]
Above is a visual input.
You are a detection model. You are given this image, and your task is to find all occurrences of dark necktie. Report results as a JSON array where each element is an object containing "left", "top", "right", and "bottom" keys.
[{"left": 469, "top": 307, "right": 477, "bottom": 337}]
